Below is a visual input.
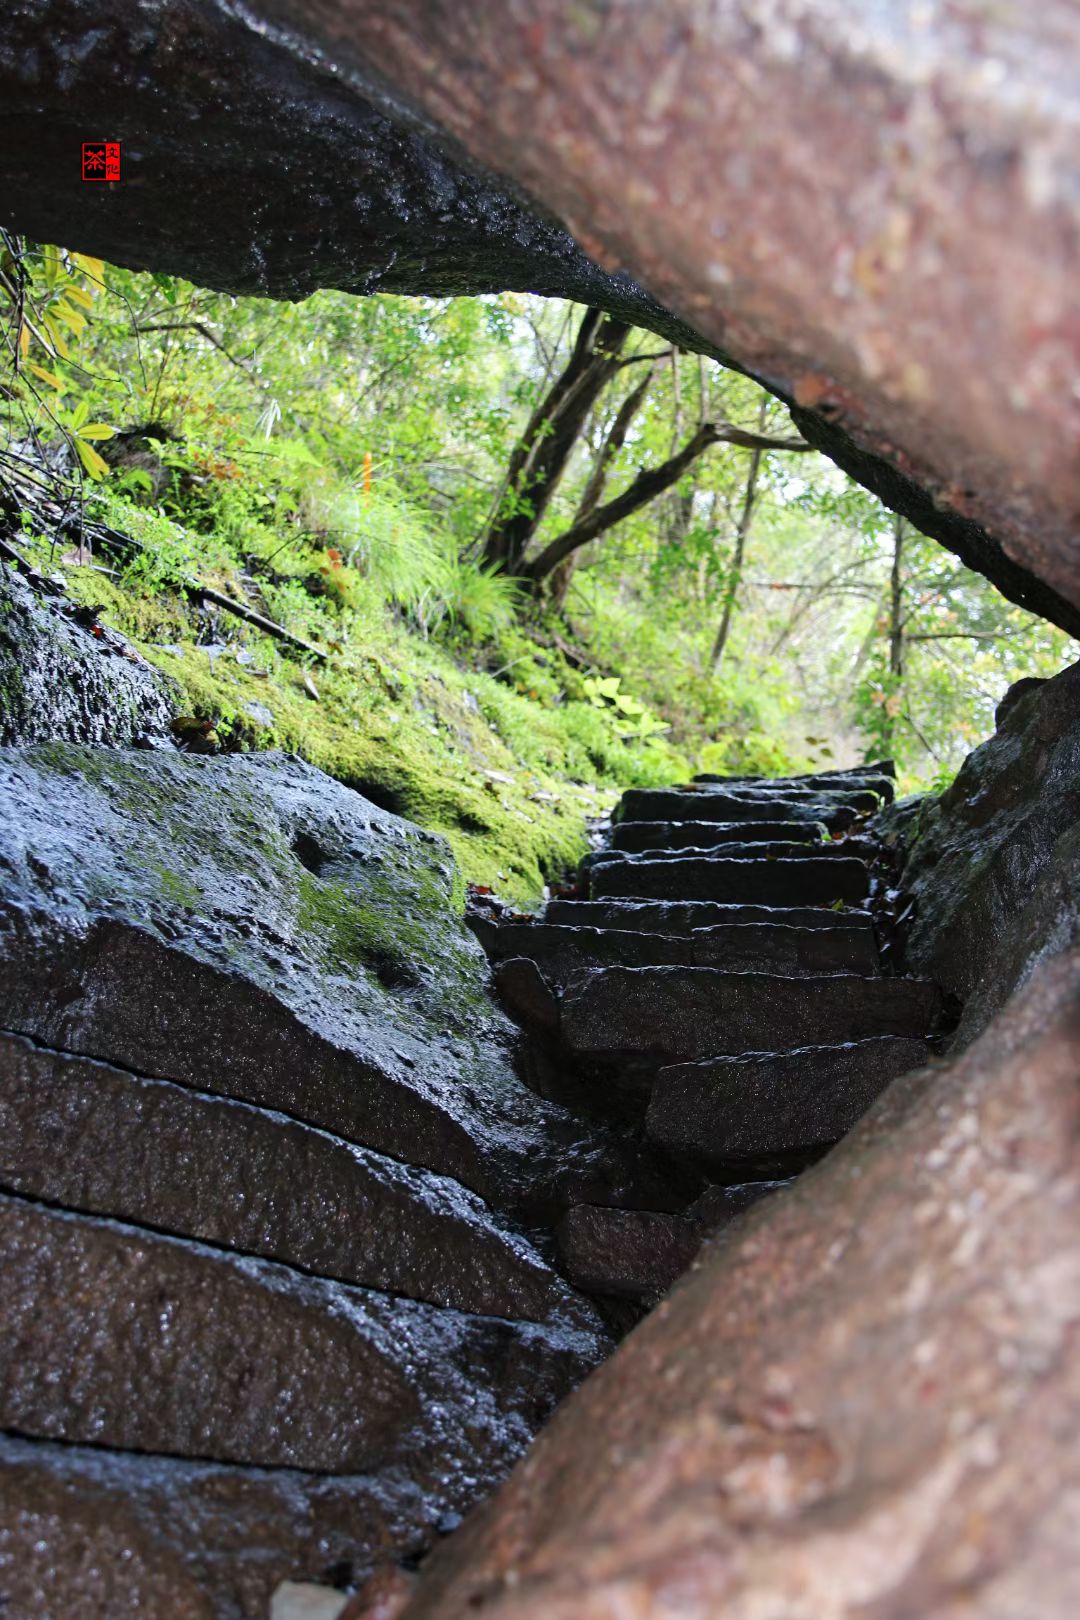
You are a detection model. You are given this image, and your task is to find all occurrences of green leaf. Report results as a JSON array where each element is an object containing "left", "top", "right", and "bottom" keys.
[
  {"left": 74, "top": 439, "right": 110, "bottom": 480},
  {"left": 27, "top": 363, "right": 67, "bottom": 392}
]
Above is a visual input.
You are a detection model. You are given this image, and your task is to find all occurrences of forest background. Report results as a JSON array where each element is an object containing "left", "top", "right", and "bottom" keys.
[{"left": 1, "top": 240, "right": 1072, "bottom": 900}]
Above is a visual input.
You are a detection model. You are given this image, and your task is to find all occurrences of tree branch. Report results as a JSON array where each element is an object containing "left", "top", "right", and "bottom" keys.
[{"left": 525, "top": 420, "right": 812, "bottom": 586}]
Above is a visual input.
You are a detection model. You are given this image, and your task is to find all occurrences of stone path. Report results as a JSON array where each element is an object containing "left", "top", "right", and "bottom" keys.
[
  {"left": 474, "top": 761, "right": 943, "bottom": 1308},
  {"left": 0, "top": 750, "right": 943, "bottom": 1616}
]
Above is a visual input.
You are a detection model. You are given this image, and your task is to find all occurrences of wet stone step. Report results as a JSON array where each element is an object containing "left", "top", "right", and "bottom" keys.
[
  {"left": 589, "top": 855, "right": 870, "bottom": 906},
  {"left": 0, "top": 1429, "right": 445, "bottom": 1620},
  {"left": 610, "top": 819, "right": 826, "bottom": 852},
  {"left": 0, "top": 1031, "right": 591, "bottom": 1327},
  {"left": 555, "top": 1206, "right": 702, "bottom": 1302},
  {"left": 0, "top": 1195, "right": 605, "bottom": 1475},
  {"left": 555, "top": 1180, "right": 792, "bottom": 1302},
  {"left": 561, "top": 968, "right": 942, "bottom": 1066},
  {"left": 613, "top": 790, "right": 862, "bottom": 830},
  {"left": 589, "top": 839, "right": 879, "bottom": 868},
  {"left": 647, "top": 1037, "right": 932, "bottom": 1165},
  {"left": 478, "top": 923, "right": 691, "bottom": 983},
  {"left": 544, "top": 900, "right": 875, "bottom": 935},
  {"left": 691, "top": 921, "right": 879, "bottom": 975},
  {"left": 692, "top": 767, "right": 895, "bottom": 802},
  {"left": 486, "top": 921, "right": 877, "bottom": 980}
]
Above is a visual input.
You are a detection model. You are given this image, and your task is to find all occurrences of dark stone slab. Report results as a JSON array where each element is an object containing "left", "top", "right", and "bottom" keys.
[
  {"left": 544, "top": 900, "right": 874, "bottom": 935},
  {"left": 589, "top": 856, "right": 869, "bottom": 907},
  {"left": 0, "top": 1195, "right": 605, "bottom": 1474},
  {"left": 648, "top": 1037, "right": 933, "bottom": 1163},
  {"left": 613, "top": 790, "right": 860, "bottom": 829},
  {"left": 611, "top": 820, "right": 825, "bottom": 853},
  {"left": 0, "top": 1031, "right": 593, "bottom": 1328},
  {"left": 562, "top": 969, "right": 941, "bottom": 1066},
  {"left": 690, "top": 923, "right": 879, "bottom": 976},
  {"left": 0, "top": 1430, "right": 442, "bottom": 1620},
  {"left": 484, "top": 923, "right": 691, "bottom": 983},
  {"left": 492, "top": 955, "right": 561, "bottom": 1034},
  {"left": 555, "top": 1206, "right": 701, "bottom": 1302}
]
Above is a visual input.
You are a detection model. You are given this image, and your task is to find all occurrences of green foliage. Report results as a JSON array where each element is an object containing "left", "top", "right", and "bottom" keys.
[{"left": 3, "top": 234, "right": 1077, "bottom": 884}]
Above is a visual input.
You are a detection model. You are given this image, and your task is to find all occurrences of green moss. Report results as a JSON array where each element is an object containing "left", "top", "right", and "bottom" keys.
[
  {"left": 32, "top": 534, "right": 687, "bottom": 907},
  {"left": 147, "top": 859, "right": 202, "bottom": 910}
]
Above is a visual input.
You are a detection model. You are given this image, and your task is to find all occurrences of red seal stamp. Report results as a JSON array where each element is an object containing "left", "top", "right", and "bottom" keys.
[{"left": 82, "top": 143, "right": 121, "bottom": 182}]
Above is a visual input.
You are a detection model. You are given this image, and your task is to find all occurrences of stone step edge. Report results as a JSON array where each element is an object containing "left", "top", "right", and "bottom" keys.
[
  {"left": 653, "top": 1034, "right": 936, "bottom": 1067},
  {"left": 0, "top": 1075, "right": 599, "bottom": 1341}
]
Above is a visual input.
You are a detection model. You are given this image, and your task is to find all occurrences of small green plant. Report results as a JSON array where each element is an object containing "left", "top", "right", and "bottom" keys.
[{"left": 582, "top": 675, "right": 670, "bottom": 741}]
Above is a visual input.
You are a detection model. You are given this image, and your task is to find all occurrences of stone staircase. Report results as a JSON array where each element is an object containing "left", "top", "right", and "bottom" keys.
[{"left": 474, "top": 761, "right": 944, "bottom": 1310}]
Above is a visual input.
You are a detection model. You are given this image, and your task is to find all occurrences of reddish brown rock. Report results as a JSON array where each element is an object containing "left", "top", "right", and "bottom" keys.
[{"left": 393, "top": 952, "right": 1080, "bottom": 1619}]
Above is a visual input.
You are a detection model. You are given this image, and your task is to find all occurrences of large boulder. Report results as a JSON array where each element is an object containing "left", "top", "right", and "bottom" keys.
[
  {"left": 392, "top": 950, "right": 1080, "bottom": 1620},
  {"left": 897, "top": 657, "right": 1080, "bottom": 1045},
  {"left": 0, "top": 742, "right": 624, "bottom": 1616},
  {"left": 0, "top": 743, "right": 650, "bottom": 1219}
]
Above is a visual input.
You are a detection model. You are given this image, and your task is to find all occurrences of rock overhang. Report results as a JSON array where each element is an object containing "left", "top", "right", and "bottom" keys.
[{"left": 1, "top": 0, "right": 1078, "bottom": 633}]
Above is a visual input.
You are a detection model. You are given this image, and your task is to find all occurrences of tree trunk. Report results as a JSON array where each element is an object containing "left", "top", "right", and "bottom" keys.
[
  {"left": 889, "top": 514, "right": 906, "bottom": 680},
  {"left": 881, "top": 513, "right": 906, "bottom": 754},
  {"left": 480, "top": 307, "right": 630, "bottom": 574},
  {"left": 709, "top": 399, "right": 769, "bottom": 671},
  {"left": 548, "top": 361, "right": 656, "bottom": 608}
]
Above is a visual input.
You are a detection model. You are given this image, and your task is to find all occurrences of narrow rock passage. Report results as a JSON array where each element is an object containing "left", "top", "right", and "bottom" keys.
[{"left": 474, "top": 761, "right": 944, "bottom": 1309}]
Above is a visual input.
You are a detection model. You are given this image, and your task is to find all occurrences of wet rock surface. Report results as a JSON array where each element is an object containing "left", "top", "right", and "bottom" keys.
[
  {"left": 0, "top": 744, "right": 643, "bottom": 1218},
  {"left": 544, "top": 898, "right": 875, "bottom": 934},
  {"left": 0, "top": 565, "right": 175, "bottom": 746},
  {"left": 589, "top": 854, "right": 870, "bottom": 905},
  {"left": 611, "top": 818, "right": 825, "bottom": 851},
  {"left": 0, "top": 739, "right": 625, "bottom": 1615},
  {"left": 0, "top": 1194, "right": 602, "bottom": 1473},
  {"left": 893, "top": 657, "right": 1080, "bottom": 1047},
  {"left": 561, "top": 966, "right": 940, "bottom": 1066},
  {"left": 613, "top": 787, "right": 862, "bottom": 829},
  {"left": 648, "top": 1037, "right": 933, "bottom": 1167},
  {"left": 393, "top": 950, "right": 1080, "bottom": 1620},
  {"left": 0, "top": 1031, "right": 588, "bottom": 1323},
  {"left": 0, "top": 1430, "right": 441, "bottom": 1620}
]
